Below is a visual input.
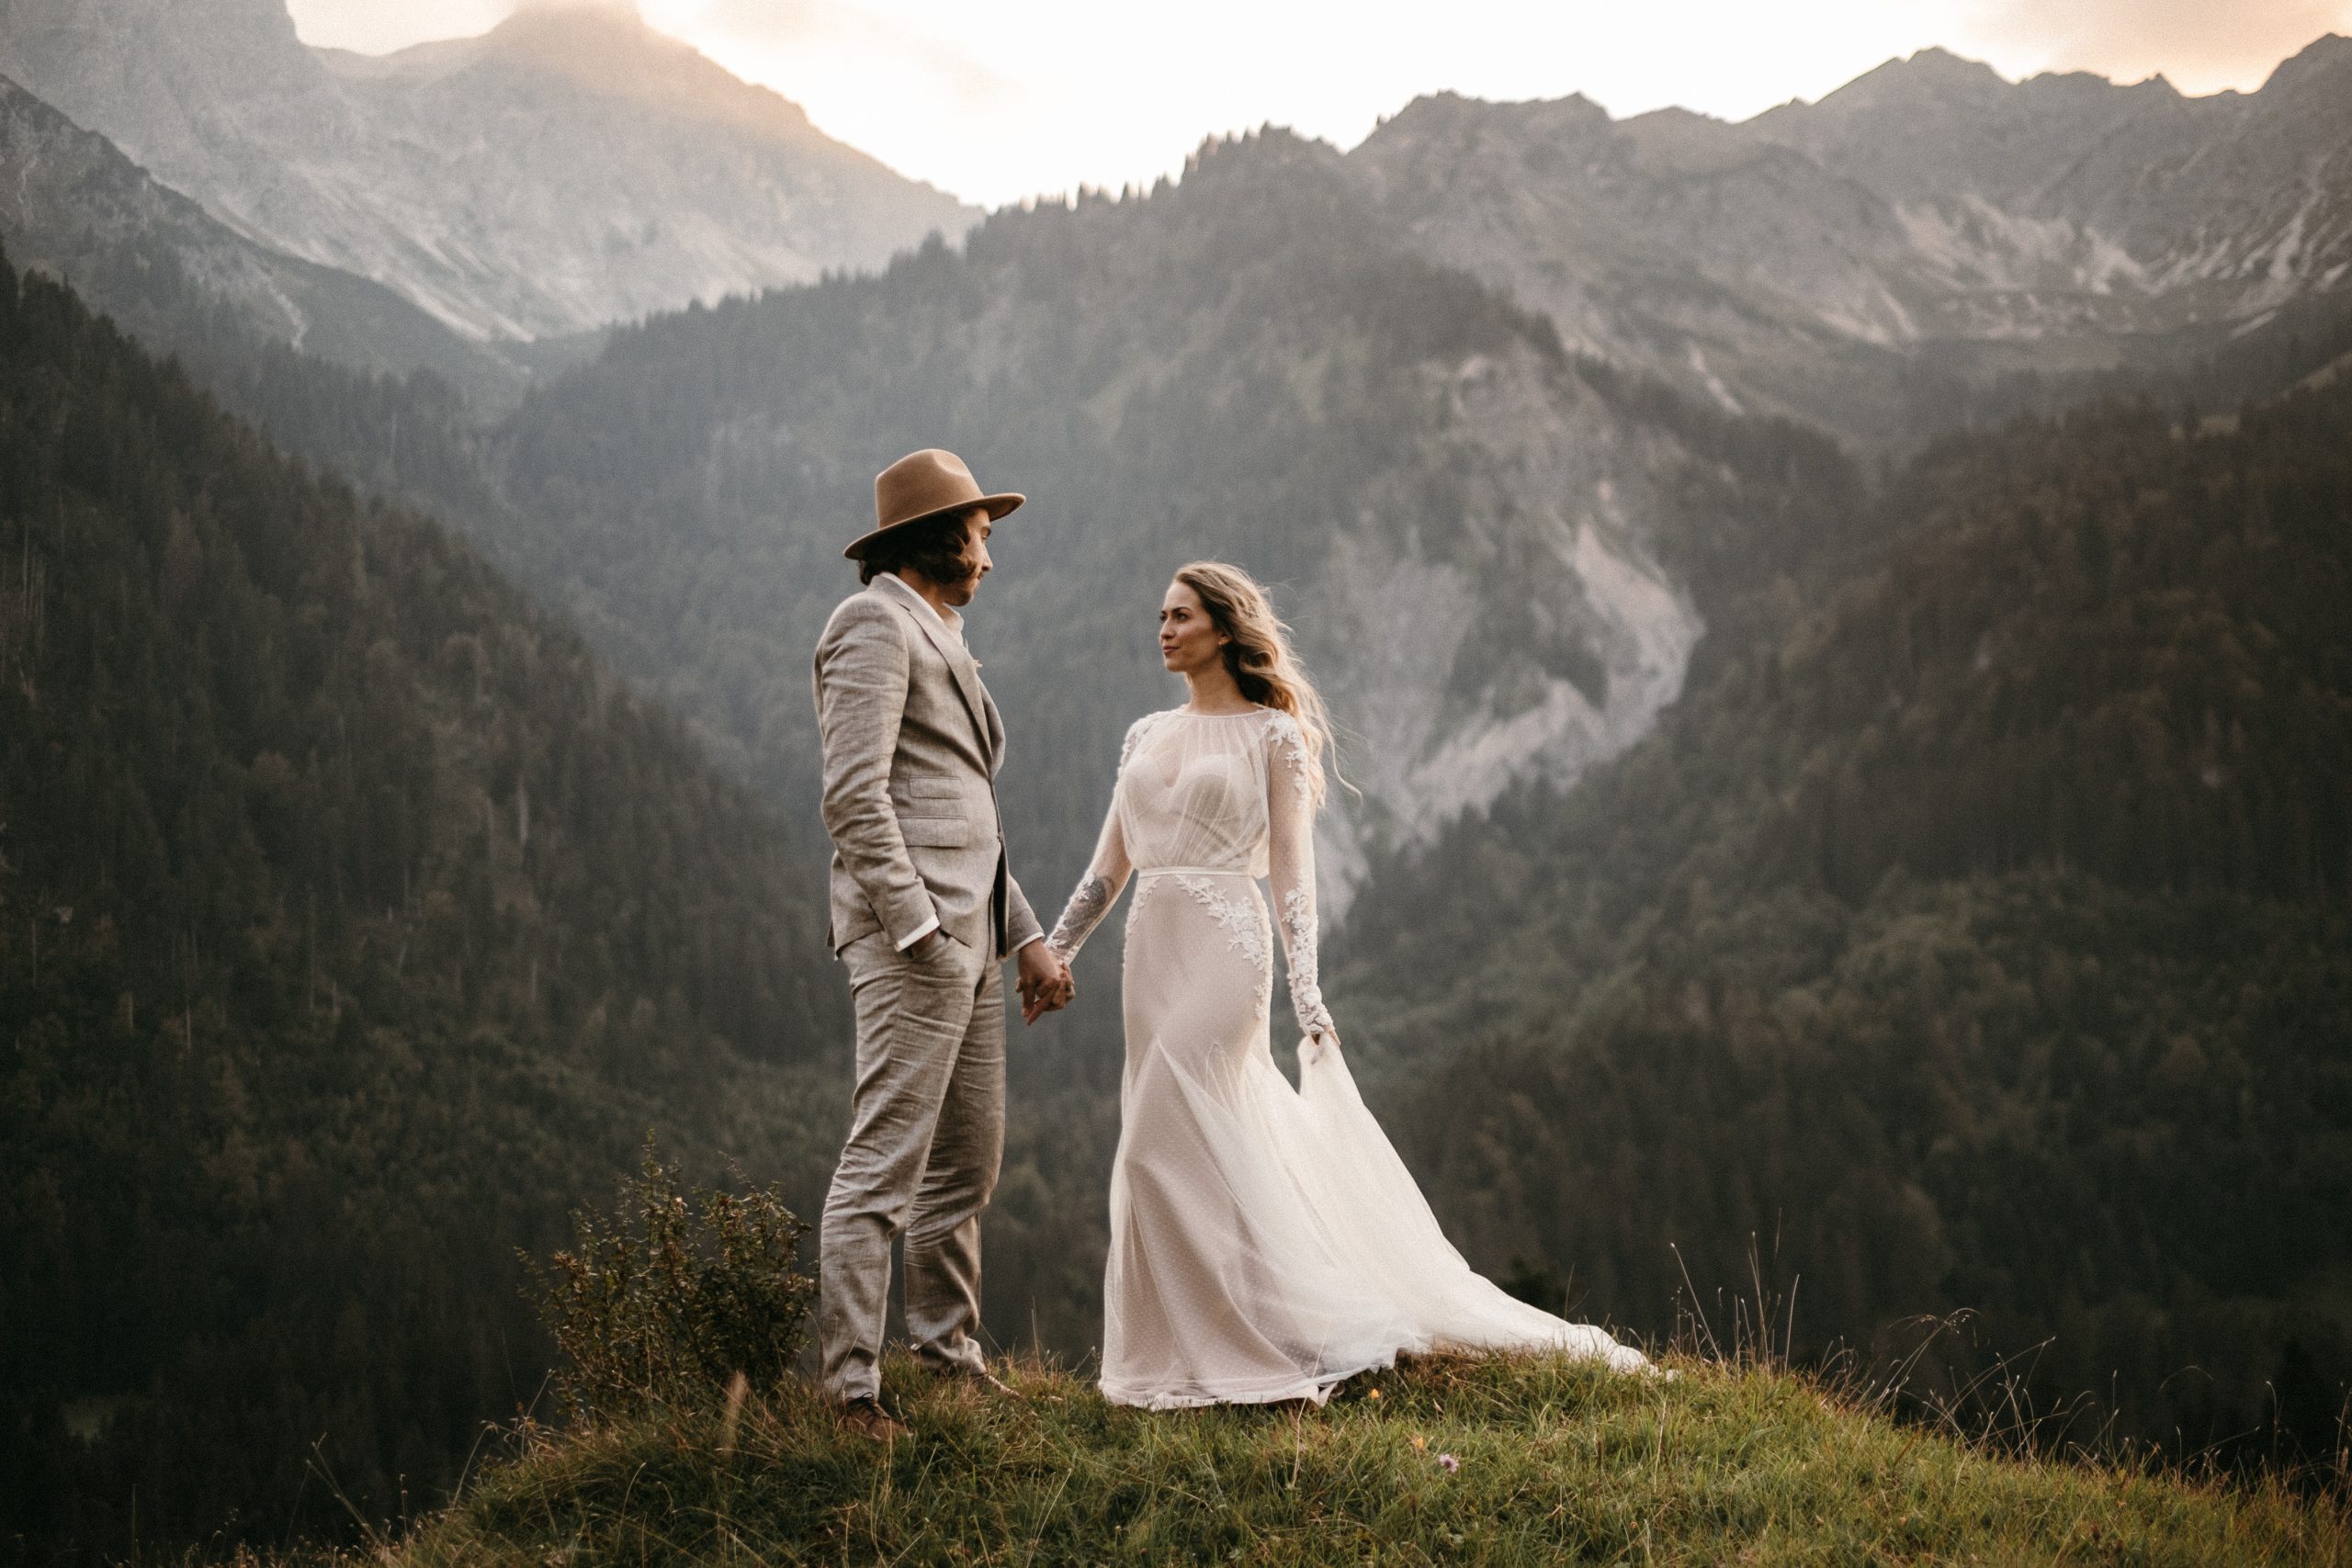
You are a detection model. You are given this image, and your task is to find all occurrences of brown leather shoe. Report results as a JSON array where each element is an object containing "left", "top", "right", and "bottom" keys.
[{"left": 837, "top": 1396, "right": 910, "bottom": 1444}]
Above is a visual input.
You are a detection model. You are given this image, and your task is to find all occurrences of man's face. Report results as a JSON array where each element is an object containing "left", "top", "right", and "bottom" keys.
[{"left": 940, "top": 509, "right": 993, "bottom": 607}]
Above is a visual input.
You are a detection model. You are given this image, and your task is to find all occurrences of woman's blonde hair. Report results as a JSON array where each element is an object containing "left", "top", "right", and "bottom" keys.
[{"left": 1172, "top": 560, "right": 1346, "bottom": 809}]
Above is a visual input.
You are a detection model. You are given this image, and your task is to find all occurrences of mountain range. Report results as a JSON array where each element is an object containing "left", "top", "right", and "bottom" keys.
[
  {"left": 1351, "top": 35, "right": 2352, "bottom": 449},
  {"left": 476, "top": 132, "right": 1853, "bottom": 919},
  {"left": 0, "top": 0, "right": 974, "bottom": 339},
  {"left": 0, "top": 73, "right": 532, "bottom": 404},
  {"left": 7, "top": 0, "right": 2346, "bottom": 450},
  {"left": 3, "top": 9, "right": 2350, "bottom": 1559},
  {"left": 6, "top": 6, "right": 2343, "bottom": 905}
]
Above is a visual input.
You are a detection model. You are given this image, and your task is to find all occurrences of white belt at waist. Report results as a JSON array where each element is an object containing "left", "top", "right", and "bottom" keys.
[{"left": 1135, "top": 865, "right": 1250, "bottom": 878}]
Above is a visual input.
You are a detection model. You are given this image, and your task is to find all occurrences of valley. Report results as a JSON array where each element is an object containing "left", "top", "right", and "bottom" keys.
[{"left": 0, "top": 7, "right": 2346, "bottom": 1556}]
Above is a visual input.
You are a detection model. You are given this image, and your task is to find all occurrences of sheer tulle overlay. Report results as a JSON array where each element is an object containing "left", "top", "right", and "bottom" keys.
[{"left": 1047, "top": 707, "right": 1649, "bottom": 1409}]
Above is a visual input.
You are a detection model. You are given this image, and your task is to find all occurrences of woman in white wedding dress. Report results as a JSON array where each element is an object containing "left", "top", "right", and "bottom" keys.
[{"left": 1044, "top": 562, "right": 1650, "bottom": 1409}]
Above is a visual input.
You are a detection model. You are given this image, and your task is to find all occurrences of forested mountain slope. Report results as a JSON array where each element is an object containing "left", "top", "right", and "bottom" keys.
[
  {"left": 0, "top": 252, "right": 851, "bottom": 1559},
  {"left": 487, "top": 128, "right": 1863, "bottom": 930},
  {"left": 1334, "top": 385, "right": 2352, "bottom": 1461}
]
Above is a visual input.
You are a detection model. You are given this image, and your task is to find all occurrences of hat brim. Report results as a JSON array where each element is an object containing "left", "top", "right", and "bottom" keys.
[{"left": 842, "top": 492, "right": 1024, "bottom": 561}]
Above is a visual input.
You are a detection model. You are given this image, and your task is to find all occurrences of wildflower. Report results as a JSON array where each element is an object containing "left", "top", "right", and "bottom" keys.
[
  {"left": 1409, "top": 1435, "right": 1427, "bottom": 1452},
  {"left": 1367, "top": 1387, "right": 1382, "bottom": 1401},
  {"left": 1438, "top": 1453, "right": 1460, "bottom": 1473}
]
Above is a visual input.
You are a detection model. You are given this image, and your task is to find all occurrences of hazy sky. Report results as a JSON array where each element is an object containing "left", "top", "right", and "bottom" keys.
[{"left": 287, "top": 0, "right": 2352, "bottom": 208}]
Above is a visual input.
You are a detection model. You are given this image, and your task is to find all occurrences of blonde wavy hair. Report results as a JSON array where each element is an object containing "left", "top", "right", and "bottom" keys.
[{"left": 1172, "top": 560, "right": 1347, "bottom": 809}]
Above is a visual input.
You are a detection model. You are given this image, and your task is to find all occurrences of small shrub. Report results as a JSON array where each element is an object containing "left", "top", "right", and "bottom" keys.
[{"left": 527, "top": 1138, "right": 816, "bottom": 1421}]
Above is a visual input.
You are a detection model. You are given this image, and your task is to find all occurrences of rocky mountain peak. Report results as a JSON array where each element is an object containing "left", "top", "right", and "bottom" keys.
[
  {"left": 1812, "top": 46, "right": 2009, "bottom": 113},
  {"left": 323, "top": 3, "right": 824, "bottom": 145},
  {"left": 2256, "top": 29, "right": 2352, "bottom": 94},
  {"left": 1349, "top": 91, "right": 1618, "bottom": 215},
  {"left": 0, "top": 0, "right": 304, "bottom": 57},
  {"left": 1178, "top": 123, "right": 1350, "bottom": 195},
  {"left": 1324, "top": 29, "right": 2352, "bottom": 454},
  {"left": 0, "top": 0, "right": 973, "bottom": 342},
  {"left": 0, "top": 0, "right": 320, "bottom": 170},
  {"left": 1362, "top": 89, "right": 1614, "bottom": 160},
  {"left": 1745, "top": 44, "right": 2176, "bottom": 207}
]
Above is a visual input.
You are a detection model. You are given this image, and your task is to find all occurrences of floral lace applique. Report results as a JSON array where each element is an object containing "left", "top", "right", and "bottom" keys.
[
  {"left": 1120, "top": 711, "right": 1170, "bottom": 774},
  {"left": 1179, "top": 875, "right": 1271, "bottom": 979},
  {"left": 1279, "top": 886, "right": 1315, "bottom": 958},
  {"left": 1118, "top": 875, "right": 1159, "bottom": 955},
  {"left": 1278, "top": 886, "right": 1335, "bottom": 1039},
  {"left": 1263, "top": 709, "right": 1314, "bottom": 803}
]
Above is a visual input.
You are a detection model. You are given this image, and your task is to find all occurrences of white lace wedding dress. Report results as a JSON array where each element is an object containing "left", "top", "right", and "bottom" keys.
[{"left": 1046, "top": 705, "right": 1650, "bottom": 1408}]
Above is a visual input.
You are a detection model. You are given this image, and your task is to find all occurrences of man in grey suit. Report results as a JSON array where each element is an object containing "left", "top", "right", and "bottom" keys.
[{"left": 812, "top": 447, "right": 1074, "bottom": 1441}]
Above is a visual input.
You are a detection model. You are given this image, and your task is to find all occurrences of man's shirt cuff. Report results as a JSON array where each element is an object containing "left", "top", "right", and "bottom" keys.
[{"left": 895, "top": 914, "right": 941, "bottom": 952}]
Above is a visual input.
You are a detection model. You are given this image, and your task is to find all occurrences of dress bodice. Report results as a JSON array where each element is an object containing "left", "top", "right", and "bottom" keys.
[
  {"left": 1114, "top": 709, "right": 1278, "bottom": 877},
  {"left": 1047, "top": 702, "right": 1331, "bottom": 1042}
]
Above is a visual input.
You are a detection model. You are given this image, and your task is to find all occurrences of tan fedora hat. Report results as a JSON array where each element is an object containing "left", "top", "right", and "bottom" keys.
[{"left": 843, "top": 447, "right": 1025, "bottom": 561}]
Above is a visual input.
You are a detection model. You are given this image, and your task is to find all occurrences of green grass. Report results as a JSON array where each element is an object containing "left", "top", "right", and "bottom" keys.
[{"left": 343, "top": 1353, "right": 2347, "bottom": 1566}]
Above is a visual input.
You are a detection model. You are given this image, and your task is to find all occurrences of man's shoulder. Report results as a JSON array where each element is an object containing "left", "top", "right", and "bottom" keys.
[{"left": 820, "top": 584, "right": 910, "bottom": 643}]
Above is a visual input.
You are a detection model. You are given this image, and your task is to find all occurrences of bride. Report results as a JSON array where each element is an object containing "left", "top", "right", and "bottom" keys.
[{"left": 1044, "top": 561, "right": 1651, "bottom": 1408}]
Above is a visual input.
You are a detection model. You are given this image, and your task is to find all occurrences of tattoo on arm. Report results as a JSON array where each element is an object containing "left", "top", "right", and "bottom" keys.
[{"left": 1047, "top": 875, "right": 1113, "bottom": 961}]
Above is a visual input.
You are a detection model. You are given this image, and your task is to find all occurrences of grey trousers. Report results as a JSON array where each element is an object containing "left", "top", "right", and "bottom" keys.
[{"left": 817, "top": 928, "right": 1005, "bottom": 1402}]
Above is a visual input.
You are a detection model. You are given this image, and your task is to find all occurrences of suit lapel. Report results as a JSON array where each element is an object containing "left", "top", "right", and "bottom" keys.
[
  {"left": 881, "top": 586, "right": 995, "bottom": 762},
  {"left": 979, "top": 682, "right": 1007, "bottom": 772}
]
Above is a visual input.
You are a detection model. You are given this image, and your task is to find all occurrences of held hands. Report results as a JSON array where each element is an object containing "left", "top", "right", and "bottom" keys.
[{"left": 1016, "top": 941, "right": 1075, "bottom": 1025}]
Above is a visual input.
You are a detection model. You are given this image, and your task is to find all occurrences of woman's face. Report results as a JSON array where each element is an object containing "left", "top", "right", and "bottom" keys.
[{"left": 1159, "top": 580, "right": 1227, "bottom": 675}]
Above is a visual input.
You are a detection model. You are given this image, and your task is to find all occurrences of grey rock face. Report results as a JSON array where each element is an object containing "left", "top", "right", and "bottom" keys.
[
  {"left": 1350, "top": 37, "right": 2352, "bottom": 449},
  {"left": 0, "top": 72, "right": 524, "bottom": 402},
  {"left": 1303, "top": 345, "right": 1704, "bottom": 911},
  {"left": 0, "top": 0, "right": 977, "bottom": 340}
]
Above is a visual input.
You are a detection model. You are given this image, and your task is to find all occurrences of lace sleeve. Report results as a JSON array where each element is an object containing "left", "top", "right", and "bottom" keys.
[
  {"left": 1046, "top": 716, "right": 1149, "bottom": 963},
  {"left": 1262, "top": 709, "right": 1336, "bottom": 1047}
]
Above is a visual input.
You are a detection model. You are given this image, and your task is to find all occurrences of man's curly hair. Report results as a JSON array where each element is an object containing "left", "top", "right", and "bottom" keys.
[{"left": 858, "top": 508, "right": 980, "bottom": 587}]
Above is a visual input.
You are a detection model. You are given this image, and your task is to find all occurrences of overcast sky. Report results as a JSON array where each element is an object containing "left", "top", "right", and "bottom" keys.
[{"left": 286, "top": 0, "right": 2352, "bottom": 209}]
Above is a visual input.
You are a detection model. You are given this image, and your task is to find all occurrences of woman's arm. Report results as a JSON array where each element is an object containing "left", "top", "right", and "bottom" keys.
[
  {"left": 1045, "top": 717, "right": 1150, "bottom": 963},
  {"left": 1264, "top": 711, "right": 1337, "bottom": 1050}
]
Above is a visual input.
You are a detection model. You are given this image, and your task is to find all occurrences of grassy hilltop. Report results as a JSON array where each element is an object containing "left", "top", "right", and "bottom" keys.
[{"left": 345, "top": 1353, "right": 2346, "bottom": 1567}]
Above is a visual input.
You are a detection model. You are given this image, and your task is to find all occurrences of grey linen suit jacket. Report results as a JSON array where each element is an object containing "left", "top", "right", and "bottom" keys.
[{"left": 812, "top": 581, "right": 1043, "bottom": 959}]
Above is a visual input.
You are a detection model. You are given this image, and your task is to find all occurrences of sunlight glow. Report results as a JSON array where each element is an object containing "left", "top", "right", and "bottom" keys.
[{"left": 286, "top": 0, "right": 2352, "bottom": 208}]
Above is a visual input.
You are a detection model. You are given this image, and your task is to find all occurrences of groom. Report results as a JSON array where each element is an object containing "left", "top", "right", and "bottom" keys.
[{"left": 811, "top": 446, "right": 1073, "bottom": 1441}]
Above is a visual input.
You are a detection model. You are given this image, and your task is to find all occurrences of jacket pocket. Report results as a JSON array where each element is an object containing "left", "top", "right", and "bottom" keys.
[
  {"left": 891, "top": 780, "right": 960, "bottom": 810},
  {"left": 899, "top": 815, "right": 969, "bottom": 848}
]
